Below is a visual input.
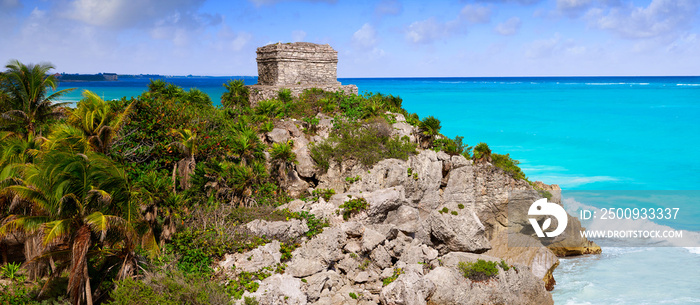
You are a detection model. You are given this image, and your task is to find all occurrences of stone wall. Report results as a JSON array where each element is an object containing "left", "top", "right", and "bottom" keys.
[
  {"left": 249, "top": 42, "right": 357, "bottom": 106},
  {"left": 248, "top": 84, "right": 358, "bottom": 106},
  {"left": 256, "top": 42, "right": 340, "bottom": 86}
]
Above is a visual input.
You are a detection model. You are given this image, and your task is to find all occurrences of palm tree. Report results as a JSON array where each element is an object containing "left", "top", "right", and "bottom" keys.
[
  {"left": 170, "top": 129, "right": 198, "bottom": 191},
  {"left": 0, "top": 151, "right": 156, "bottom": 305},
  {"left": 269, "top": 141, "right": 297, "bottom": 178},
  {"left": 221, "top": 79, "right": 249, "bottom": 108},
  {"left": 418, "top": 116, "right": 441, "bottom": 148},
  {"left": 0, "top": 60, "right": 75, "bottom": 138},
  {"left": 230, "top": 128, "right": 264, "bottom": 166},
  {"left": 473, "top": 142, "right": 492, "bottom": 164},
  {"left": 64, "top": 90, "right": 134, "bottom": 154}
]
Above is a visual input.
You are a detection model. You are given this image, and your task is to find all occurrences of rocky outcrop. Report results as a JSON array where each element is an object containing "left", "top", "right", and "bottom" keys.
[{"left": 225, "top": 147, "right": 599, "bottom": 304}]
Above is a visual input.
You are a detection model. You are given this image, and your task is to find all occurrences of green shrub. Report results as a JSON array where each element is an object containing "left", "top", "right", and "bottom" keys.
[
  {"left": 419, "top": 116, "right": 441, "bottom": 137},
  {"left": 492, "top": 153, "right": 527, "bottom": 181},
  {"left": 310, "top": 120, "right": 416, "bottom": 172},
  {"left": 339, "top": 198, "right": 368, "bottom": 220},
  {"left": 278, "top": 89, "right": 293, "bottom": 103},
  {"left": 439, "top": 207, "right": 449, "bottom": 214},
  {"left": 255, "top": 100, "right": 283, "bottom": 118},
  {"left": 108, "top": 270, "right": 230, "bottom": 305},
  {"left": 451, "top": 211, "right": 458, "bottom": 216},
  {"left": 311, "top": 188, "right": 336, "bottom": 201},
  {"left": 0, "top": 262, "right": 21, "bottom": 280},
  {"left": 244, "top": 296, "right": 259, "bottom": 305},
  {"left": 349, "top": 292, "right": 358, "bottom": 300},
  {"left": 473, "top": 142, "right": 491, "bottom": 161},
  {"left": 458, "top": 259, "right": 499, "bottom": 281},
  {"left": 457, "top": 204, "right": 465, "bottom": 209},
  {"left": 222, "top": 79, "right": 249, "bottom": 108},
  {"left": 433, "top": 136, "right": 471, "bottom": 156}
]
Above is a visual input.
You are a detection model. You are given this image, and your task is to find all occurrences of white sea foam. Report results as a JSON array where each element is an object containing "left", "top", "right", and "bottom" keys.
[
  {"left": 529, "top": 175, "right": 618, "bottom": 188},
  {"left": 676, "top": 83, "right": 700, "bottom": 86}
]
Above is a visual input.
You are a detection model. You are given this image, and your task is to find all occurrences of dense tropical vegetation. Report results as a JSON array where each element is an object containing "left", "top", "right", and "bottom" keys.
[{"left": 0, "top": 60, "right": 530, "bottom": 304}]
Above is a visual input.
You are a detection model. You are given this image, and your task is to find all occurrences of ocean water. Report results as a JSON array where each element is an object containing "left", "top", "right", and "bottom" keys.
[{"left": 56, "top": 76, "right": 700, "bottom": 304}]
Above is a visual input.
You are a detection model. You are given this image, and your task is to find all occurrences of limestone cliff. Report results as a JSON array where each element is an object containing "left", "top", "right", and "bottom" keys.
[{"left": 216, "top": 112, "right": 600, "bottom": 304}]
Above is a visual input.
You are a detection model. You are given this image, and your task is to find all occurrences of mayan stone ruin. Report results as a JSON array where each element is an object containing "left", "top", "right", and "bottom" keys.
[{"left": 248, "top": 42, "right": 358, "bottom": 105}]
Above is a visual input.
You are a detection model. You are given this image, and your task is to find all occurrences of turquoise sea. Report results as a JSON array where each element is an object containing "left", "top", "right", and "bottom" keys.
[{"left": 57, "top": 76, "right": 700, "bottom": 304}]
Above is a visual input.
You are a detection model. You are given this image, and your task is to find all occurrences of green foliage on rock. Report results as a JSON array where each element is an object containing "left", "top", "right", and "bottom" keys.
[
  {"left": 339, "top": 198, "right": 369, "bottom": 220},
  {"left": 108, "top": 270, "right": 230, "bottom": 305},
  {"left": 310, "top": 120, "right": 416, "bottom": 172},
  {"left": 492, "top": 153, "right": 527, "bottom": 181},
  {"left": 458, "top": 259, "right": 499, "bottom": 281}
]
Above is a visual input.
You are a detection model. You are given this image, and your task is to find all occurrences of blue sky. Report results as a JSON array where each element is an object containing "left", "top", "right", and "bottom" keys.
[{"left": 1, "top": 0, "right": 699, "bottom": 76}]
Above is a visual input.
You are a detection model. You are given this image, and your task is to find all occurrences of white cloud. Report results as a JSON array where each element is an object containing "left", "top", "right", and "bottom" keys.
[
  {"left": 405, "top": 17, "right": 447, "bottom": 44},
  {"left": 61, "top": 0, "right": 219, "bottom": 29},
  {"left": 556, "top": 0, "right": 593, "bottom": 17},
  {"left": 291, "top": 30, "right": 306, "bottom": 42},
  {"left": 404, "top": 4, "right": 491, "bottom": 45},
  {"left": 352, "top": 23, "right": 378, "bottom": 49},
  {"left": 588, "top": 0, "right": 699, "bottom": 39},
  {"left": 460, "top": 4, "right": 491, "bottom": 24},
  {"left": 494, "top": 17, "right": 521, "bottom": 36},
  {"left": 217, "top": 25, "right": 253, "bottom": 52}
]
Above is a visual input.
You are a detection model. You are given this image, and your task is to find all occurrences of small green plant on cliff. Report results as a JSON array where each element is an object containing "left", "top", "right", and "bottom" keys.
[
  {"left": 433, "top": 136, "right": 471, "bottom": 156},
  {"left": 439, "top": 207, "right": 449, "bottom": 214},
  {"left": 418, "top": 116, "right": 441, "bottom": 147},
  {"left": 498, "top": 260, "right": 511, "bottom": 271},
  {"left": 312, "top": 188, "right": 336, "bottom": 201},
  {"left": 279, "top": 242, "right": 298, "bottom": 261},
  {"left": 451, "top": 211, "right": 458, "bottom": 216},
  {"left": 358, "top": 259, "right": 371, "bottom": 271},
  {"left": 349, "top": 292, "right": 358, "bottom": 300},
  {"left": 383, "top": 268, "right": 404, "bottom": 286},
  {"left": 492, "top": 153, "right": 527, "bottom": 181},
  {"left": 340, "top": 198, "right": 369, "bottom": 220},
  {"left": 458, "top": 259, "right": 499, "bottom": 281},
  {"left": 458, "top": 204, "right": 465, "bottom": 209},
  {"left": 345, "top": 175, "right": 361, "bottom": 183},
  {"left": 473, "top": 142, "right": 492, "bottom": 162},
  {"left": 244, "top": 296, "right": 259, "bottom": 305}
]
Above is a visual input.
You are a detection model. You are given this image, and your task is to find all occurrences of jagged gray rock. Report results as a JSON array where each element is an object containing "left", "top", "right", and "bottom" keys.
[
  {"left": 246, "top": 219, "right": 308, "bottom": 240},
  {"left": 241, "top": 274, "right": 307, "bottom": 305},
  {"left": 267, "top": 128, "right": 290, "bottom": 143},
  {"left": 428, "top": 210, "right": 491, "bottom": 253},
  {"left": 286, "top": 227, "right": 346, "bottom": 278},
  {"left": 380, "top": 267, "right": 435, "bottom": 305},
  {"left": 219, "top": 241, "right": 281, "bottom": 274}
]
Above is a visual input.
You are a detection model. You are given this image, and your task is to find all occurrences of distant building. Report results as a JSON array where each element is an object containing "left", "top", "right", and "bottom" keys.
[
  {"left": 248, "top": 42, "right": 357, "bottom": 105},
  {"left": 58, "top": 73, "right": 118, "bottom": 82},
  {"left": 103, "top": 73, "right": 118, "bottom": 81}
]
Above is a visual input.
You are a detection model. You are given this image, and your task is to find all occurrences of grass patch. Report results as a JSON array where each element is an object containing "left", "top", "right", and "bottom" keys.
[
  {"left": 458, "top": 259, "right": 499, "bottom": 282},
  {"left": 310, "top": 119, "right": 416, "bottom": 172}
]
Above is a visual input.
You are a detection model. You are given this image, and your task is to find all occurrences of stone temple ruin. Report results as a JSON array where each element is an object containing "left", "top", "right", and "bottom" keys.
[{"left": 248, "top": 42, "right": 357, "bottom": 105}]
